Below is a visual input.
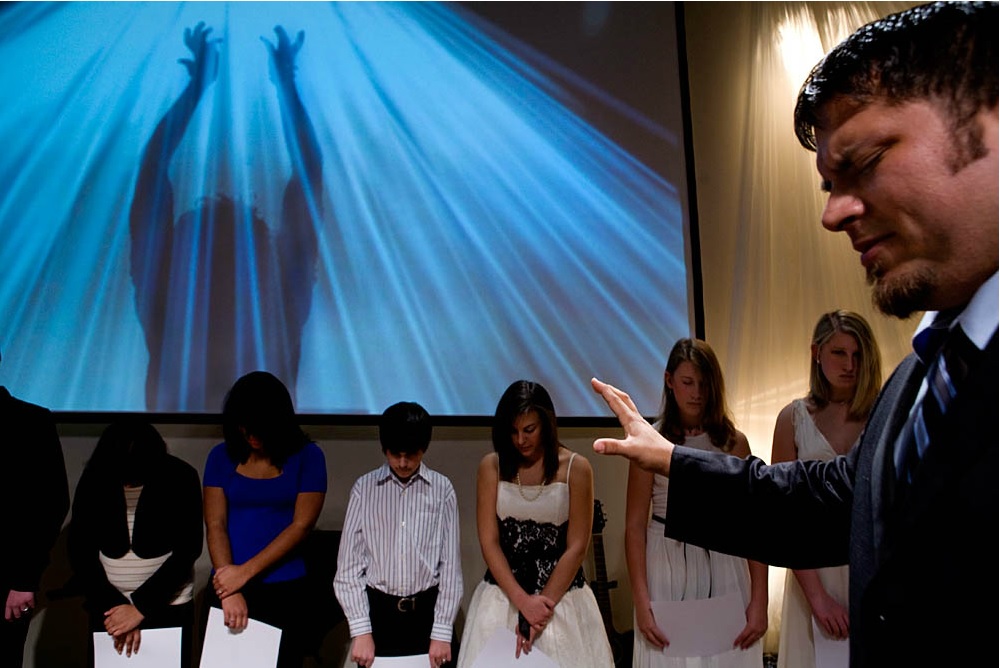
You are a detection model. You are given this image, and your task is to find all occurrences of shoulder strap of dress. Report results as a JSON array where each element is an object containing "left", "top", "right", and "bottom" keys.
[
  {"left": 566, "top": 451, "right": 577, "bottom": 484},
  {"left": 792, "top": 397, "right": 810, "bottom": 425}
]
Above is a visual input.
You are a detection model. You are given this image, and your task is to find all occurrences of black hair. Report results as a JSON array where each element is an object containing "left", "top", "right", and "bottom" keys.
[
  {"left": 85, "top": 420, "right": 168, "bottom": 487},
  {"left": 222, "top": 371, "right": 309, "bottom": 468},
  {"left": 379, "top": 401, "right": 432, "bottom": 455},
  {"left": 491, "top": 380, "right": 560, "bottom": 484},
  {"left": 794, "top": 2, "right": 998, "bottom": 164}
]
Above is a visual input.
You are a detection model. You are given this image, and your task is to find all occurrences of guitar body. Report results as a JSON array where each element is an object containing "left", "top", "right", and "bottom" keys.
[{"left": 592, "top": 500, "right": 635, "bottom": 668}]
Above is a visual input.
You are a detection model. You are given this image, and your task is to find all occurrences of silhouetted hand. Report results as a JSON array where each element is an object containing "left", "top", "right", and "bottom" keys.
[
  {"left": 262, "top": 25, "right": 305, "bottom": 87},
  {"left": 179, "top": 21, "right": 220, "bottom": 93}
]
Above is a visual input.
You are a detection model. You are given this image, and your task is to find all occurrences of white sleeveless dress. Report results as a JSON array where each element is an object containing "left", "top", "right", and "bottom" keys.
[
  {"left": 458, "top": 454, "right": 614, "bottom": 667},
  {"left": 633, "top": 432, "right": 762, "bottom": 668},
  {"left": 776, "top": 399, "right": 850, "bottom": 668}
]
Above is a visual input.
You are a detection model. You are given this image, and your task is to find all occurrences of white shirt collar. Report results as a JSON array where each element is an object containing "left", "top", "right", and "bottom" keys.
[
  {"left": 377, "top": 461, "right": 429, "bottom": 487},
  {"left": 912, "top": 270, "right": 998, "bottom": 351}
]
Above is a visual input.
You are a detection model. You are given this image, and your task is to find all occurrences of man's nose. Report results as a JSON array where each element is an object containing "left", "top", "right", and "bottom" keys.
[{"left": 821, "top": 190, "right": 864, "bottom": 232}]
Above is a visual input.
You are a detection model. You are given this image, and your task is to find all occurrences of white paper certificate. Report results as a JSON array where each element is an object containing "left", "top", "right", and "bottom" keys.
[
  {"left": 650, "top": 592, "right": 746, "bottom": 657},
  {"left": 94, "top": 627, "right": 182, "bottom": 668},
  {"left": 372, "top": 655, "right": 430, "bottom": 667},
  {"left": 198, "top": 607, "right": 282, "bottom": 668},
  {"left": 468, "top": 627, "right": 559, "bottom": 667}
]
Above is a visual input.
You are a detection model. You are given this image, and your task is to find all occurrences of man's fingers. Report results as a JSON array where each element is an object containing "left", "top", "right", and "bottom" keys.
[
  {"left": 594, "top": 437, "right": 627, "bottom": 455},
  {"left": 591, "top": 378, "right": 639, "bottom": 418}
]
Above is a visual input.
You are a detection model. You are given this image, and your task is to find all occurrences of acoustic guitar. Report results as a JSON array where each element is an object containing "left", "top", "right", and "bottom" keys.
[{"left": 591, "top": 499, "right": 634, "bottom": 668}]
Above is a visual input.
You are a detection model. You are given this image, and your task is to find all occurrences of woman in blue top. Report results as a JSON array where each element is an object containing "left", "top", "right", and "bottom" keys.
[{"left": 203, "top": 371, "right": 327, "bottom": 668}]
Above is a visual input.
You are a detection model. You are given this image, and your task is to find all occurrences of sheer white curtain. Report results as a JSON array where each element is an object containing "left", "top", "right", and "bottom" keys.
[{"left": 684, "top": 1, "right": 921, "bottom": 653}]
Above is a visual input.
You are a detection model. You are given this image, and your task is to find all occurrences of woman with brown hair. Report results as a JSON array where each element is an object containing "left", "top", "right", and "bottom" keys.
[
  {"left": 458, "top": 380, "right": 613, "bottom": 667},
  {"left": 625, "top": 339, "right": 767, "bottom": 667}
]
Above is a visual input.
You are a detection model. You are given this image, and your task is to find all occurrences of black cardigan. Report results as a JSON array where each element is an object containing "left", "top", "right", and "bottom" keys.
[{"left": 68, "top": 454, "right": 203, "bottom": 617}]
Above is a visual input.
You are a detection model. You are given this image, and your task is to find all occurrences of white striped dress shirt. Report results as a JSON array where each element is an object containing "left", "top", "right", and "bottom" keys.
[{"left": 334, "top": 462, "right": 462, "bottom": 642}]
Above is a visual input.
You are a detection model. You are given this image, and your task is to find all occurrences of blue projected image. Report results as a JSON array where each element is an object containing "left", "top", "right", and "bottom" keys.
[{"left": 0, "top": 2, "right": 693, "bottom": 417}]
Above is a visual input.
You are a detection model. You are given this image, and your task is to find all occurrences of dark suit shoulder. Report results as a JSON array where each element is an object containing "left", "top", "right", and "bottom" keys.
[{"left": 0, "top": 386, "right": 55, "bottom": 420}]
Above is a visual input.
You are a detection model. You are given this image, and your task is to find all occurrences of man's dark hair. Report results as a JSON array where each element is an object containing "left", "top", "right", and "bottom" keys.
[
  {"left": 794, "top": 2, "right": 998, "bottom": 160},
  {"left": 379, "top": 401, "right": 432, "bottom": 455}
]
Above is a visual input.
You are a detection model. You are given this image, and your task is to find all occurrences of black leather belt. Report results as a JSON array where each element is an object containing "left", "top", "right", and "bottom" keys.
[{"left": 366, "top": 585, "right": 438, "bottom": 613}]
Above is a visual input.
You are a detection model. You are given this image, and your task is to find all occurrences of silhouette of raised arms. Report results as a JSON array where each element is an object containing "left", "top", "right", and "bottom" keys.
[{"left": 129, "top": 23, "right": 324, "bottom": 411}]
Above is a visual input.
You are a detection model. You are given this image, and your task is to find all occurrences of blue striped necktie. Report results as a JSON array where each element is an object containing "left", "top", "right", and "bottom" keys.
[{"left": 894, "top": 320, "right": 972, "bottom": 486}]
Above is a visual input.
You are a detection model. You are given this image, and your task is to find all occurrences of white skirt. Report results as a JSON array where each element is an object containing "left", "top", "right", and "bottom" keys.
[
  {"left": 457, "top": 580, "right": 615, "bottom": 668},
  {"left": 632, "top": 525, "right": 762, "bottom": 668}
]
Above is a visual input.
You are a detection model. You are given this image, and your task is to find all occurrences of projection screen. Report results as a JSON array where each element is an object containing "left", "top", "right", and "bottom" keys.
[{"left": 0, "top": 1, "right": 697, "bottom": 417}]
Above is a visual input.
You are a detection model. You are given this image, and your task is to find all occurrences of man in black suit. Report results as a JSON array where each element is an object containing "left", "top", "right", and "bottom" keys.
[
  {"left": 0, "top": 349, "right": 70, "bottom": 666},
  {"left": 591, "top": 3, "right": 997, "bottom": 666}
]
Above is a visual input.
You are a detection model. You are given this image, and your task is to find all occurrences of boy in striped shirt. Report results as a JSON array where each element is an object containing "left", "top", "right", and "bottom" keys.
[{"left": 334, "top": 402, "right": 463, "bottom": 668}]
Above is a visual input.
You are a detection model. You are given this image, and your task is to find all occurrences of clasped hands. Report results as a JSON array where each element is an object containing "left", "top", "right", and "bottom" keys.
[
  {"left": 515, "top": 593, "right": 555, "bottom": 657},
  {"left": 104, "top": 604, "right": 145, "bottom": 657},
  {"left": 214, "top": 564, "right": 252, "bottom": 630}
]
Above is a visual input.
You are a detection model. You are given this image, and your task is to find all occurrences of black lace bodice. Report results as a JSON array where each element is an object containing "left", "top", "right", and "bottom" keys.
[{"left": 484, "top": 515, "right": 586, "bottom": 593}]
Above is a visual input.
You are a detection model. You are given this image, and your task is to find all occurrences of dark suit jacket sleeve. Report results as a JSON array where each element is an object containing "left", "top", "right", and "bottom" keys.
[
  {"left": 8, "top": 402, "right": 69, "bottom": 592},
  {"left": 664, "top": 445, "right": 856, "bottom": 569}
]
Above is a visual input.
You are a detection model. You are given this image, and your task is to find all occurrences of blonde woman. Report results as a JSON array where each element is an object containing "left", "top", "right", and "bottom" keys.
[{"left": 772, "top": 311, "right": 882, "bottom": 668}]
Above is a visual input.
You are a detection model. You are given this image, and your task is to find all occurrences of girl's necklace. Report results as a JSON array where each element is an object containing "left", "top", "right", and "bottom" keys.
[{"left": 515, "top": 471, "right": 545, "bottom": 502}]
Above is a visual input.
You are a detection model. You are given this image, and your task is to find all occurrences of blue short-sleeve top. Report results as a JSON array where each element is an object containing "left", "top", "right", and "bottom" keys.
[{"left": 204, "top": 441, "right": 327, "bottom": 583}]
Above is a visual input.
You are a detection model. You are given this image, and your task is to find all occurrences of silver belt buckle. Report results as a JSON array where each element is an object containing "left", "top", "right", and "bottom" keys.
[{"left": 396, "top": 595, "right": 417, "bottom": 612}]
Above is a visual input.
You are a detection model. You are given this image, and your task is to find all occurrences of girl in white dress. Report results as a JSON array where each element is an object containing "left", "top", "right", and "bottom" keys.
[
  {"left": 771, "top": 311, "right": 882, "bottom": 668},
  {"left": 458, "top": 380, "right": 614, "bottom": 668},
  {"left": 625, "top": 339, "right": 767, "bottom": 668}
]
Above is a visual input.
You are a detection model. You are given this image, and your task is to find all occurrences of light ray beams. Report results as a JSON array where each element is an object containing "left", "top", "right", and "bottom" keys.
[{"left": 1, "top": 2, "right": 689, "bottom": 415}]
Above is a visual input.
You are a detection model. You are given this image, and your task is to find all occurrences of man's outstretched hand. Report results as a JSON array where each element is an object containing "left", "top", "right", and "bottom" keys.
[{"left": 591, "top": 378, "right": 674, "bottom": 476}]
